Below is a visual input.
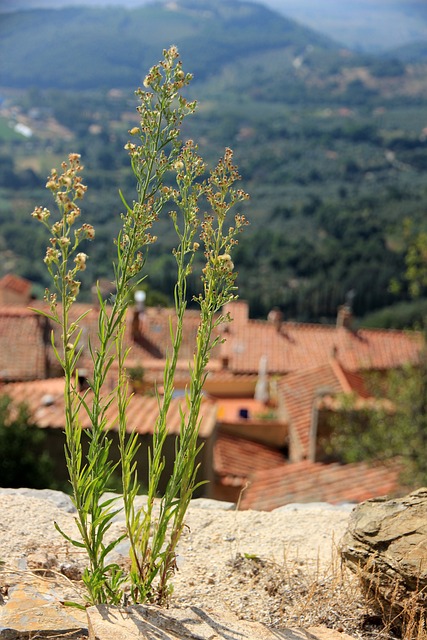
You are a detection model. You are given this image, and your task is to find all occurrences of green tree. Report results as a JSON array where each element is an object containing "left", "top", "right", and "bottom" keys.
[
  {"left": 326, "top": 217, "right": 427, "bottom": 485},
  {"left": 390, "top": 219, "right": 427, "bottom": 301},
  {"left": 324, "top": 357, "right": 427, "bottom": 486},
  {"left": 0, "top": 395, "right": 55, "bottom": 489}
]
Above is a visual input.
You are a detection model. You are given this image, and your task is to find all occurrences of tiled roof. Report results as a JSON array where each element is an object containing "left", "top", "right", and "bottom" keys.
[
  {"left": 0, "top": 308, "right": 49, "bottom": 381},
  {"left": 213, "top": 427, "right": 401, "bottom": 509},
  {"left": 28, "top": 302, "right": 223, "bottom": 384},
  {"left": 221, "top": 301, "right": 422, "bottom": 374},
  {"left": 214, "top": 432, "right": 286, "bottom": 487},
  {"left": 129, "top": 306, "right": 213, "bottom": 362},
  {"left": 277, "top": 360, "right": 369, "bottom": 460},
  {"left": 0, "top": 274, "right": 32, "bottom": 295},
  {"left": 0, "top": 297, "right": 422, "bottom": 384},
  {"left": 239, "top": 460, "right": 402, "bottom": 511},
  {"left": 0, "top": 378, "right": 217, "bottom": 438}
]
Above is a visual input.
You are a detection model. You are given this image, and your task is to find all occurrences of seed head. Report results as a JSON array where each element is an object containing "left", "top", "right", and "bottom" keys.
[{"left": 74, "top": 252, "right": 88, "bottom": 271}]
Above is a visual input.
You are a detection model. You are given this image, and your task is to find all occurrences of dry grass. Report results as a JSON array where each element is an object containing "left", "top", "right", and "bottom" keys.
[
  {"left": 356, "top": 561, "right": 427, "bottom": 640},
  {"left": 226, "top": 550, "right": 426, "bottom": 639}
]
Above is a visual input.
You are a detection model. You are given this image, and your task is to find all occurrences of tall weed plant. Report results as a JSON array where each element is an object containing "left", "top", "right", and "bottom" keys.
[{"left": 31, "top": 47, "right": 248, "bottom": 606}]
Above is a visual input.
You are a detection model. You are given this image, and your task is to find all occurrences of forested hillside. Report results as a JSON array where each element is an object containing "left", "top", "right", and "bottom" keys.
[{"left": 1, "top": 0, "right": 427, "bottom": 324}]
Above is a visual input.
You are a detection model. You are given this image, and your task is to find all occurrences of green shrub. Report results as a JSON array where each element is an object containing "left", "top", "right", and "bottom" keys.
[{"left": 0, "top": 395, "right": 55, "bottom": 489}]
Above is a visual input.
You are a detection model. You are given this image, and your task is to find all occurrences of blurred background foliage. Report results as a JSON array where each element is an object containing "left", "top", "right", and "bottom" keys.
[{"left": 1, "top": 0, "right": 427, "bottom": 326}]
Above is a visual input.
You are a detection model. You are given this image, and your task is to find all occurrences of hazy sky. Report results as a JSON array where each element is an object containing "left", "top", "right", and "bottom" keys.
[{"left": 254, "top": 0, "right": 427, "bottom": 51}]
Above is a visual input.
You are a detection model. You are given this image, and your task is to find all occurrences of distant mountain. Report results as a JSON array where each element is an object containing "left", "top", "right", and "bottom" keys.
[
  {"left": 0, "top": 0, "right": 151, "bottom": 10},
  {"left": 260, "top": 0, "right": 427, "bottom": 53},
  {"left": 0, "top": 0, "right": 338, "bottom": 91},
  {"left": 0, "top": 0, "right": 153, "bottom": 9},
  {"left": 382, "top": 40, "right": 427, "bottom": 64},
  {"left": 2, "top": 0, "right": 427, "bottom": 322},
  {"left": 2, "top": 0, "right": 427, "bottom": 53}
]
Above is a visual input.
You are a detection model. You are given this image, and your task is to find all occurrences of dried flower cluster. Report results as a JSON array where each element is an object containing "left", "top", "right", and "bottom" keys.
[{"left": 31, "top": 153, "right": 94, "bottom": 310}]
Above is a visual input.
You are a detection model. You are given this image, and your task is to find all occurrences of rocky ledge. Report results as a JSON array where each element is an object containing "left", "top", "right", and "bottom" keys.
[{"left": 0, "top": 488, "right": 357, "bottom": 639}]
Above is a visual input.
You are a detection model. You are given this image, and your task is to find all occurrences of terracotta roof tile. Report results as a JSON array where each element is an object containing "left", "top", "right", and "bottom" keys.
[
  {"left": 277, "top": 360, "right": 367, "bottom": 460},
  {"left": 222, "top": 301, "right": 422, "bottom": 375},
  {"left": 239, "top": 460, "right": 402, "bottom": 511},
  {"left": 0, "top": 298, "right": 422, "bottom": 391},
  {"left": 0, "top": 378, "right": 217, "bottom": 438},
  {"left": 28, "top": 302, "right": 222, "bottom": 383},
  {"left": 0, "top": 308, "right": 49, "bottom": 381},
  {"left": 0, "top": 274, "right": 31, "bottom": 295},
  {"left": 214, "top": 432, "right": 286, "bottom": 487}
]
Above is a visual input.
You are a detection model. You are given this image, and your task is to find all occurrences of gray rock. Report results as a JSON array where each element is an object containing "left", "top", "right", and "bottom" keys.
[
  {"left": 189, "top": 498, "right": 236, "bottom": 510},
  {"left": 341, "top": 488, "right": 427, "bottom": 636},
  {"left": 0, "top": 572, "right": 358, "bottom": 640},
  {"left": 100, "top": 495, "right": 236, "bottom": 526},
  {"left": 0, "top": 488, "right": 76, "bottom": 513},
  {"left": 274, "top": 502, "right": 355, "bottom": 513}
]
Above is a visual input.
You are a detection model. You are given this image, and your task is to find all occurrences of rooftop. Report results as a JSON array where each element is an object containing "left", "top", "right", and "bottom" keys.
[
  {"left": 221, "top": 301, "right": 422, "bottom": 375},
  {"left": 239, "top": 459, "right": 402, "bottom": 511},
  {"left": 214, "top": 432, "right": 287, "bottom": 489},
  {"left": 0, "top": 308, "right": 50, "bottom": 382},
  {"left": 277, "top": 359, "right": 370, "bottom": 460},
  {"left": 0, "top": 377, "right": 217, "bottom": 438},
  {"left": 0, "top": 297, "right": 423, "bottom": 384},
  {"left": 0, "top": 274, "right": 32, "bottom": 296}
]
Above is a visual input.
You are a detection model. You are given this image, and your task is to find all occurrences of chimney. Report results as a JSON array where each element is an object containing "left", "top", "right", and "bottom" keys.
[
  {"left": 131, "top": 290, "right": 146, "bottom": 342},
  {"left": 223, "top": 300, "right": 249, "bottom": 326},
  {"left": 91, "top": 279, "right": 116, "bottom": 305},
  {"left": 267, "top": 307, "right": 283, "bottom": 332},
  {"left": 78, "top": 370, "right": 90, "bottom": 391},
  {"left": 221, "top": 355, "right": 230, "bottom": 370},
  {"left": 336, "top": 304, "right": 353, "bottom": 330},
  {"left": 337, "top": 290, "right": 355, "bottom": 329},
  {"left": 134, "top": 289, "right": 146, "bottom": 313}
]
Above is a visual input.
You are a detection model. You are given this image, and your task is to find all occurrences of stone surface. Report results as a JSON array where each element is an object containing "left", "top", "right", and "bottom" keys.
[
  {"left": 274, "top": 502, "right": 354, "bottom": 513},
  {"left": 0, "top": 572, "right": 86, "bottom": 639},
  {"left": 307, "top": 630, "right": 356, "bottom": 640},
  {"left": 341, "top": 487, "right": 427, "bottom": 635},
  {"left": 0, "top": 488, "right": 76, "bottom": 513},
  {"left": 188, "top": 498, "right": 236, "bottom": 510},
  {"left": 86, "top": 605, "right": 357, "bottom": 640},
  {"left": 0, "top": 491, "right": 357, "bottom": 638}
]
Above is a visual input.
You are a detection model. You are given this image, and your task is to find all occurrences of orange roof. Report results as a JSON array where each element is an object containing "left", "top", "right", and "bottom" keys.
[
  {"left": 214, "top": 432, "right": 286, "bottom": 487},
  {"left": 239, "top": 460, "right": 402, "bottom": 511},
  {"left": 0, "top": 274, "right": 31, "bottom": 295},
  {"left": 27, "top": 302, "right": 222, "bottom": 383},
  {"left": 0, "top": 308, "right": 50, "bottom": 381},
  {"left": 221, "top": 301, "right": 422, "bottom": 374},
  {"left": 0, "top": 298, "right": 422, "bottom": 387},
  {"left": 128, "top": 306, "right": 213, "bottom": 362},
  {"left": 277, "top": 360, "right": 369, "bottom": 460},
  {"left": 0, "top": 378, "right": 217, "bottom": 438}
]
